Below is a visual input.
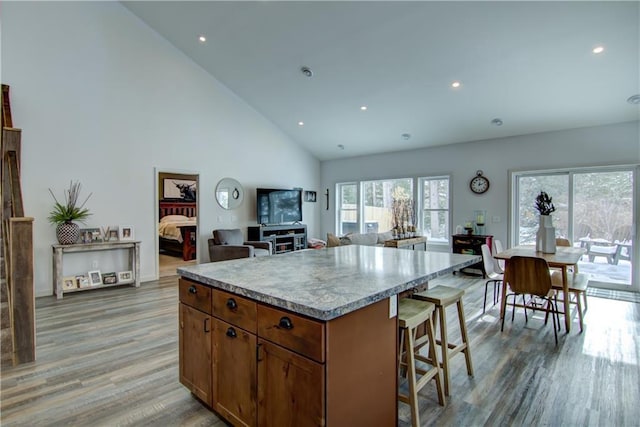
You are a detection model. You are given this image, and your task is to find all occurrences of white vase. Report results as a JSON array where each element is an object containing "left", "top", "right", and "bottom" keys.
[{"left": 536, "top": 215, "right": 556, "bottom": 253}]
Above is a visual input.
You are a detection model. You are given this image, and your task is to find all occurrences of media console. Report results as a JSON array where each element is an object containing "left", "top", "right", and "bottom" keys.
[{"left": 248, "top": 224, "right": 307, "bottom": 254}]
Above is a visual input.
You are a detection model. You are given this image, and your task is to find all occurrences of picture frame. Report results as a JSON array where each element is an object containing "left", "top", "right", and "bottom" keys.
[
  {"left": 62, "top": 276, "right": 77, "bottom": 290},
  {"left": 88, "top": 270, "right": 102, "bottom": 286},
  {"left": 304, "top": 191, "right": 317, "bottom": 203},
  {"left": 102, "top": 226, "right": 119, "bottom": 242},
  {"left": 117, "top": 271, "right": 133, "bottom": 282},
  {"left": 78, "top": 227, "right": 101, "bottom": 244},
  {"left": 119, "top": 225, "right": 134, "bottom": 241},
  {"left": 76, "top": 275, "right": 90, "bottom": 288},
  {"left": 102, "top": 272, "right": 117, "bottom": 285},
  {"left": 163, "top": 178, "right": 197, "bottom": 201}
]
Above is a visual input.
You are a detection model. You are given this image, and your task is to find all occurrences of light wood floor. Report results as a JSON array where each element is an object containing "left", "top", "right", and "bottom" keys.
[
  {"left": 159, "top": 253, "right": 196, "bottom": 278},
  {"left": 1, "top": 273, "right": 639, "bottom": 426}
]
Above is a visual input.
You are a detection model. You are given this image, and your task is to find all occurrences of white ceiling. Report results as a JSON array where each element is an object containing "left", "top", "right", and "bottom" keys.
[{"left": 122, "top": 1, "right": 640, "bottom": 160}]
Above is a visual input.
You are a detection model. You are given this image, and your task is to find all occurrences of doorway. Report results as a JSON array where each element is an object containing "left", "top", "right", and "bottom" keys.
[
  {"left": 156, "top": 170, "right": 199, "bottom": 278},
  {"left": 512, "top": 166, "right": 638, "bottom": 292}
]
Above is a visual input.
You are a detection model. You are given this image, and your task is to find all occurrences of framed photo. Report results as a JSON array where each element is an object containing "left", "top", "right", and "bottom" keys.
[
  {"left": 62, "top": 276, "right": 77, "bottom": 290},
  {"left": 117, "top": 271, "right": 133, "bottom": 282},
  {"left": 304, "top": 191, "right": 317, "bottom": 203},
  {"left": 102, "top": 272, "right": 117, "bottom": 285},
  {"left": 102, "top": 226, "right": 119, "bottom": 242},
  {"left": 88, "top": 270, "right": 102, "bottom": 286},
  {"left": 163, "top": 178, "right": 197, "bottom": 201},
  {"left": 78, "top": 227, "right": 101, "bottom": 244},
  {"left": 119, "top": 226, "right": 134, "bottom": 241},
  {"left": 76, "top": 275, "right": 90, "bottom": 288}
]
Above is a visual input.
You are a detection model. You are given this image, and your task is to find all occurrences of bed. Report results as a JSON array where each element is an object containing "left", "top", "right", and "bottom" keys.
[{"left": 159, "top": 201, "right": 197, "bottom": 261}]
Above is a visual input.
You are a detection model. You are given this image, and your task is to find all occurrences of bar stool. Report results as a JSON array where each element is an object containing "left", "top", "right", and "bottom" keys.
[
  {"left": 413, "top": 286, "right": 474, "bottom": 396},
  {"left": 398, "top": 298, "right": 445, "bottom": 427}
]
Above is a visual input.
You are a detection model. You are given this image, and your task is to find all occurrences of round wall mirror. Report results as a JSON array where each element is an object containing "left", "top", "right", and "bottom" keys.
[{"left": 216, "top": 178, "right": 244, "bottom": 210}]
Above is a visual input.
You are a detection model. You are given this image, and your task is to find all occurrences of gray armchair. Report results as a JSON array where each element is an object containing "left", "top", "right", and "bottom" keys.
[{"left": 208, "top": 229, "right": 272, "bottom": 262}]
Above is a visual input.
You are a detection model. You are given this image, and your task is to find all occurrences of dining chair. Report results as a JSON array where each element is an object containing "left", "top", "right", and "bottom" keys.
[
  {"left": 501, "top": 256, "right": 560, "bottom": 345},
  {"left": 493, "top": 239, "right": 505, "bottom": 273},
  {"left": 552, "top": 237, "right": 588, "bottom": 323},
  {"left": 481, "top": 244, "right": 503, "bottom": 314}
]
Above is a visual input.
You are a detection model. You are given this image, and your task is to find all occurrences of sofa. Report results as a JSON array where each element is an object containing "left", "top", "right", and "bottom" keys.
[
  {"left": 208, "top": 229, "right": 272, "bottom": 262},
  {"left": 326, "top": 230, "right": 395, "bottom": 247}
]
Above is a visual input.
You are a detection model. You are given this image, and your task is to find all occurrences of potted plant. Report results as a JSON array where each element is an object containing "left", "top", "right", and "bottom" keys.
[
  {"left": 534, "top": 191, "right": 556, "bottom": 253},
  {"left": 48, "top": 181, "right": 92, "bottom": 245}
]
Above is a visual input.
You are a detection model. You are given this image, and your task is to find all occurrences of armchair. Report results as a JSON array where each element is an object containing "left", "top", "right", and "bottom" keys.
[{"left": 208, "top": 229, "right": 272, "bottom": 262}]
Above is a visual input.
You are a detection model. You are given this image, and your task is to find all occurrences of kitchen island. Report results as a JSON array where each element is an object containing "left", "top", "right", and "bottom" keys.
[{"left": 177, "top": 245, "right": 479, "bottom": 427}]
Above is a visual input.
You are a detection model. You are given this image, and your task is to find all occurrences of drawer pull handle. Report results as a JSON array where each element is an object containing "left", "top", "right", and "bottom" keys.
[
  {"left": 188, "top": 286, "right": 197, "bottom": 294},
  {"left": 226, "top": 327, "right": 237, "bottom": 338},
  {"left": 226, "top": 298, "right": 238, "bottom": 310},
  {"left": 278, "top": 317, "right": 293, "bottom": 330}
]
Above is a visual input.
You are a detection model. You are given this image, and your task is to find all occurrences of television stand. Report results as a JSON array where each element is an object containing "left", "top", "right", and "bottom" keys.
[{"left": 248, "top": 224, "right": 307, "bottom": 254}]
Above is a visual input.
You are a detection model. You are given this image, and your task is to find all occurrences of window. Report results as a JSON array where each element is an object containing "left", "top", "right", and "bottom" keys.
[
  {"left": 419, "top": 176, "right": 450, "bottom": 244},
  {"left": 362, "top": 178, "right": 413, "bottom": 234},
  {"left": 337, "top": 183, "right": 358, "bottom": 235},
  {"left": 336, "top": 175, "right": 451, "bottom": 245}
]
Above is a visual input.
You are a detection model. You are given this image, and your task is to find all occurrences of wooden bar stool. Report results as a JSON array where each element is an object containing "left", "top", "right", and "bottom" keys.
[
  {"left": 398, "top": 298, "right": 445, "bottom": 427},
  {"left": 413, "top": 286, "right": 474, "bottom": 396}
]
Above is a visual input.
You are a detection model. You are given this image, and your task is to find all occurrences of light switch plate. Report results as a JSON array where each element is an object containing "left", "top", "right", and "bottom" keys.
[{"left": 389, "top": 295, "right": 397, "bottom": 318}]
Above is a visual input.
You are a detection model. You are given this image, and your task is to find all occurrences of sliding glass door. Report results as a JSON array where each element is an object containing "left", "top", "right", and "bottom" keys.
[{"left": 513, "top": 166, "right": 638, "bottom": 292}]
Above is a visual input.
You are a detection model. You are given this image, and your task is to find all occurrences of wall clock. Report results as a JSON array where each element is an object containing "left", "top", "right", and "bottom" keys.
[{"left": 470, "top": 170, "right": 490, "bottom": 194}]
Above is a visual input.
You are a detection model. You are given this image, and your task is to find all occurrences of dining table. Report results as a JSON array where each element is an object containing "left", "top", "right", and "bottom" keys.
[{"left": 493, "top": 245, "right": 586, "bottom": 333}]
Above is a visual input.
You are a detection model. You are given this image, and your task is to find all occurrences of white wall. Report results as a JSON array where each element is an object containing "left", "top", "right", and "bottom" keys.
[
  {"left": 320, "top": 121, "right": 640, "bottom": 248},
  {"left": 2, "top": 2, "right": 321, "bottom": 297}
]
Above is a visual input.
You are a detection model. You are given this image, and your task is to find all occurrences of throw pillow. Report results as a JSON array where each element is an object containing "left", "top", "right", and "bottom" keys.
[
  {"left": 377, "top": 231, "right": 394, "bottom": 244},
  {"left": 326, "top": 233, "right": 341, "bottom": 248},
  {"left": 347, "top": 233, "right": 378, "bottom": 246},
  {"left": 214, "top": 229, "right": 244, "bottom": 246}
]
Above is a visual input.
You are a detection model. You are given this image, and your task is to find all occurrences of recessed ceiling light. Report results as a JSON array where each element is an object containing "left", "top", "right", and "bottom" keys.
[
  {"left": 300, "top": 66, "right": 313, "bottom": 78},
  {"left": 298, "top": 121, "right": 304, "bottom": 126},
  {"left": 360, "top": 106, "right": 368, "bottom": 111},
  {"left": 337, "top": 144, "right": 345, "bottom": 150},
  {"left": 451, "top": 81, "right": 461, "bottom": 88},
  {"left": 401, "top": 133, "right": 411, "bottom": 140},
  {"left": 198, "top": 35, "right": 207, "bottom": 43},
  {"left": 592, "top": 45, "right": 605, "bottom": 54},
  {"left": 627, "top": 94, "right": 640, "bottom": 105},
  {"left": 491, "top": 118, "right": 503, "bottom": 126}
]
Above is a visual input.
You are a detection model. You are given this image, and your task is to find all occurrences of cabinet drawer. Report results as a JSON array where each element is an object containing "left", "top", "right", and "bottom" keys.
[
  {"left": 258, "top": 305, "right": 325, "bottom": 363},
  {"left": 179, "top": 278, "right": 212, "bottom": 314},
  {"left": 213, "top": 290, "right": 257, "bottom": 334}
]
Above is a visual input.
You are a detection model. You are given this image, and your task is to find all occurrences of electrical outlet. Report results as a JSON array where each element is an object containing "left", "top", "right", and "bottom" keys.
[{"left": 91, "top": 260, "right": 99, "bottom": 269}]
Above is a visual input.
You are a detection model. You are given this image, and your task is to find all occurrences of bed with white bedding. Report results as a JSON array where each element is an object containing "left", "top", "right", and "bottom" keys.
[{"left": 159, "top": 201, "right": 197, "bottom": 260}]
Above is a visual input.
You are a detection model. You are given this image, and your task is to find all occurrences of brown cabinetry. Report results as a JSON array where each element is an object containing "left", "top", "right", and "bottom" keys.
[
  {"left": 179, "top": 303, "right": 212, "bottom": 406},
  {"left": 178, "top": 277, "right": 397, "bottom": 426},
  {"left": 257, "top": 339, "right": 324, "bottom": 427},
  {"left": 452, "top": 234, "right": 493, "bottom": 276}
]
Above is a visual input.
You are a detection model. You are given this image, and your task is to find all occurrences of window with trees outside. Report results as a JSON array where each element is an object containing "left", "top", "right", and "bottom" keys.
[
  {"left": 513, "top": 166, "right": 636, "bottom": 291},
  {"left": 336, "top": 175, "right": 451, "bottom": 245}
]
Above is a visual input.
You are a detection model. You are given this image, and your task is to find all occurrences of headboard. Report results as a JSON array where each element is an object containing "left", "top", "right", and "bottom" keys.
[{"left": 159, "top": 201, "right": 196, "bottom": 219}]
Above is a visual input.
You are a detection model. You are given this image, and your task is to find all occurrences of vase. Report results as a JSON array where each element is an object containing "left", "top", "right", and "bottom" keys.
[
  {"left": 56, "top": 221, "right": 79, "bottom": 245},
  {"left": 536, "top": 215, "right": 556, "bottom": 254}
]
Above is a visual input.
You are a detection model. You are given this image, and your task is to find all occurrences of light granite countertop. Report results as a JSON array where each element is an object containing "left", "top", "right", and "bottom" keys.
[{"left": 178, "top": 245, "right": 480, "bottom": 321}]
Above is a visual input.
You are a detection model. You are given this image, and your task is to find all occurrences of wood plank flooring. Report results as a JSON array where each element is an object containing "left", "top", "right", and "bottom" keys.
[{"left": 1, "top": 273, "right": 638, "bottom": 426}]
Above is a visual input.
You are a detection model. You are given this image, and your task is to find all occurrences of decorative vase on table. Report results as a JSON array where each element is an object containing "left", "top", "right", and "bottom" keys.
[
  {"left": 536, "top": 215, "right": 556, "bottom": 254},
  {"left": 56, "top": 221, "right": 80, "bottom": 245}
]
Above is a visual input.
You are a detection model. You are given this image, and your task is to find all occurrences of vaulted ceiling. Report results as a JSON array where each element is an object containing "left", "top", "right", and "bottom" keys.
[{"left": 122, "top": 1, "right": 639, "bottom": 160}]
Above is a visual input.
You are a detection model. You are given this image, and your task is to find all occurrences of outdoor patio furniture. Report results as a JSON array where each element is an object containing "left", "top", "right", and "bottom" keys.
[{"left": 586, "top": 225, "right": 632, "bottom": 265}]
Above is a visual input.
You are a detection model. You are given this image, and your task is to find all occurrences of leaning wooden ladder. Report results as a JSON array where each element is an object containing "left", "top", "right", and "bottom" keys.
[{"left": 1, "top": 84, "right": 35, "bottom": 366}]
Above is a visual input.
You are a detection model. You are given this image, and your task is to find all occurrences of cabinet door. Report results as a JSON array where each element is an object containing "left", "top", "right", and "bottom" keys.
[
  {"left": 179, "top": 303, "right": 212, "bottom": 406},
  {"left": 213, "top": 319, "right": 257, "bottom": 427},
  {"left": 257, "top": 339, "right": 325, "bottom": 427}
]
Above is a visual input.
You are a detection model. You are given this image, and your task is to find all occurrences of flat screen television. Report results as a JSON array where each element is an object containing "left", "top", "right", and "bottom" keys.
[{"left": 257, "top": 188, "right": 302, "bottom": 225}]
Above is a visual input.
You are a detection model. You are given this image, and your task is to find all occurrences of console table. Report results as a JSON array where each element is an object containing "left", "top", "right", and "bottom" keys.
[
  {"left": 52, "top": 241, "right": 140, "bottom": 299},
  {"left": 452, "top": 233, "right": 493, "bottom": 276},
  {"left": 384, "top": 236, "right": 427, "bottom": 250}
]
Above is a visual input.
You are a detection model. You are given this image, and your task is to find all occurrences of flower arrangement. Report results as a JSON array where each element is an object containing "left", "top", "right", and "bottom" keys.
[
  {"left": 48, "top": 181, "right": 92, "bottom": 225},
  {"left": 534, "top": 191, "right": 556, "bottom": 216}
]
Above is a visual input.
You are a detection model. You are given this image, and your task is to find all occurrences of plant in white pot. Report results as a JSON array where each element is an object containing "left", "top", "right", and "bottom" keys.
[
  {"left": 48, "top": 181, "right": 92, "bottom": 245},
  {"left": 534, "top": 191, "right": 556, "bottom": 253}
]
